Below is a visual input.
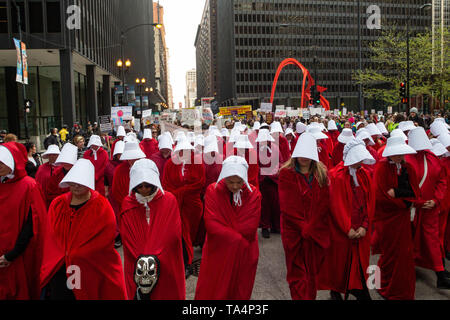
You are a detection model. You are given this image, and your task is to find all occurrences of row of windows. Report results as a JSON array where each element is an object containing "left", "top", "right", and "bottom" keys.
[
  {"left": 235, "top": 83, "right": 359, "bottom": 95},
  {"left": 235, "top": 70, "right": 356, "bottom": 84}
]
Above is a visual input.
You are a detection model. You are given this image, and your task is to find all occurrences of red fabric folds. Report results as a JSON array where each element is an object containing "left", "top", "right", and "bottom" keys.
[
  {"left": 45, "top": 166, "right": 70, "bottom": 209},
  {"left": 120, "top": 190, "right": 185, "bottom": 300},
  {"left": 195, "top": 181, "right": 262, "bottom": 300},
  {"left": 40, "top": 191, "right": 127, "bottom": 300},
  {"left": 83, "top": 148, "right": 108, "bottom": 196},
  {"left": 140, "top": 139, "right": 159, "bottom": 159}
]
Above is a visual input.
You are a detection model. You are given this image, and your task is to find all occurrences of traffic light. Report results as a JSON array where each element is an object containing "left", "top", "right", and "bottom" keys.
[
  {"left": 400, "top": 82, "right": 406, "bottom": 99},
  {"left": 310, "top": 85, "right": 316, "bottom": 105},
  {"left": 401, "top": 98, "right": 409, "bottom": 104}
]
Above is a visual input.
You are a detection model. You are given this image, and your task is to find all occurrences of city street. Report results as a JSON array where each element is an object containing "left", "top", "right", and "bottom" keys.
[{"left": 119, "top": 231, "right": 450, "bottom": 300}]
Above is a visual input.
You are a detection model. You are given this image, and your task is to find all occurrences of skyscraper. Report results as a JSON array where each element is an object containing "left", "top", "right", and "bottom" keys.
[{"left": 185, "top": 69, "right": 197, "bottom": 108}]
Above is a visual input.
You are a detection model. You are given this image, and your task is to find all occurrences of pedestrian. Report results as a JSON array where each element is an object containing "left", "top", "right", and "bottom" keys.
[
  {"left": 120, "top": 159, "right": 185, "bottom": 300},
  {"left": 271, "top": 121, "right": 291, "bottom": 162},
  {"left": 23, "top": 142, "right": 41, "bottom": 178},
  {"left": 405, "top": 127, "right": 450, "bottom": 289},
  {"left": 0, "top": 142, "right": 48, "bottom": 300},
  {"left": 195, "top": 156, "right": 262, "bottom": 300},
  {"left": 111, "top": 126, "right": 126, "bottom": 159},
  {"left": 307, "top": 124, "right": 332, "bottom": 169},
  {"left": 73, "top": 135, "right": 87, "bottom": 160},
  {"left": 284, "top": 128, "right": 297, "bottom": 156},
  {"left": 0, "top": 129, "right": 6, "bottom": 144},
  {"left": 59, "top": 125, "right": 69, "bottom": 145},
  {"left": 256, "top": 128, "right": 284, "bottom": 239},
  {"left": 326, "top": 120, "right": 340, "bottom": 147},
  {"left": 140, "top": 128, "right": 159, "bottom": 159},
  {"left": 372, "top": 136, "right": 420, "bottom": 300},
  {"left": 40, "top": 159, "right": 127, "bottom": 300},
  {"left": 319, "top": 138, "right": 375, "bottom": 301},
  {"left": 35, "top": 145, "right": 61, "bottom": 197},
  {"left": 278, "top": 132, "right": 331, "bottom": 300},
  {"left": 43, "top": 128, "right": 60, "bottom": 150},
  {"left": 231, "top": 133, "right": 259, "bottom": 190},
  {"left": 45, "top": 143, "right": 78, "bottom": 209},
  {"left": 81, "top": 135, "right": 108, "bottom": 196},
  {"left": 162, "top": 136, "right": 205, "bottom": 278},
  {"left": 150, "top": 132, "right": 173, "bottom": 179},
  {"left": 331, "top": 129, "right": 354, "bottom": 167},
  {"left": 408, "top": 108, "right": 425, "bottom": 128}
]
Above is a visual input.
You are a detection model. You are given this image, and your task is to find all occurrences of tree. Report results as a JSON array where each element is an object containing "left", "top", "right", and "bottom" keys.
[{"left": 353, "top": 27, "right": 450, "bottom": 109}]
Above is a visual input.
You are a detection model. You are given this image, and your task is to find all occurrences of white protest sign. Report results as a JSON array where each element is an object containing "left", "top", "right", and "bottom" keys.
[
  {"left": 342, "top": 107, "right": 348, "bottom": 116},
  {"left": 276, "top": 105, "right": 285, "bottom": 110},
  {"left": 260, "top": 102, "right": 273, "bottom": 113}
]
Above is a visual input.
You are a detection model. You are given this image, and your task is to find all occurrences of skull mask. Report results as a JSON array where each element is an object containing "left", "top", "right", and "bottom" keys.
[{"left": 134, "top": 255, "right": 160, "bottom": 296}]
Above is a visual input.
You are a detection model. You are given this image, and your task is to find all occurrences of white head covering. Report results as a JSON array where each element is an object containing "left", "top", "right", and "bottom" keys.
[
  {"left": 383, "top": 136, "right": 417, "bottom": 158},
  {"left": 270, "top": 121, "right": 283, "bottom": 134},
  {"left": 256, "top": 129, "right": 275, "bottom": 143},
  {"left": 113, "top": 140, "right": 125, "bottom": 157},
  {"left": 120, "top": 141, "right": 146, "bottom": 161},
  {"left": 438, "top": 133, "right": 450, "bottom": 149},
  {"left": 234, "top": 134, "right": 254, "bottom": 149},
  {"left": 430, "top": 139, "right": 449, "bottom": 157},
  {"left": 343, "top": 138, "right": 376, "bottom": 167},
  {"left": 129, "top": 159, "right": 164, "bottom": 194},
  {"left": 187, "top": 132, "right": 196, "bottom": 144},
  {"left": 124, "top": 134, "right": 139, "bottom": 144},
  {"left": 87, "top": 135, "right": 103, "bottom": 148},
  {"left": 216, "top": 155, "right": 251, "bottom": 192},
  {"left": 252, "top": 121, "right": 261, "bottom": 130},
  {"left": 159, "top": 133, "right": 173, "bottom": 151},
  {"left": 366, "top": 123, "right": 382, "bottom": 137},
  {"left": 328, "top": 120, "right": 338, "bottom": 131},
  {"left": 338, "top": 129, "right": 355, "bottom": 144},
  {"left": 408, "top": 127, "right": 433, "bottom": 151},
  {"left": 116, "top": 126, "right": 126, "bottom": 137},
  {"left": 356, "top": 128, "right": 375, "bottom": 146},
  {"left": 285, "top": 128, "right": 296, "bottom": 138},
  {"left": 430, "top": 121, "right": 449, "bottom": 137},
  {"left": 306, "top": 126, "right": 328, "bottom": 140},
  {"left": 399, "top": 121, "right": 416, "bottom": 132},
  {"left": 174, "top": 131, "right": 186, "bottom": 143},
  {"left": 42, "top": 144, "right": 61, "bottom": 159},
  {"left": 194, "top": 135, "right": 205, "bottom": 148},
  {"left": 59, "top": 159, "right": 95, "bottom": 190},
  {"left": 292, "top": 133, "right": 319, "bottom": 162},
  {"left": 376, "top": 122, "right": 389, "bottom": 135},
  {"left": 319, "top": 123, "right": 328, "bottom": 133},
  {"left": 228, "top": 129, "right": 241, "bottom": 143},
  {"left": 55, "top": 143, "right": 78, "bottom": 165},
  {"left": 434, "top": 118, "right": 450, "bottom": 128},
  {"left": 296, "top": 122, "right": 307, "bottom": 134},
  {"left": 221, "top": 128, "right": 230, "bottom": 138},
  {"left": 208, "top": 126, "right": 222, "bottom": 137},
  {"left": 391, "top": 128, "right": 408, "bottom": 141},
  {"left": 204, "top": 135, "right": 219, "bottom": 154},
  {"left": 355, "top": 121, "right": 365, "bottom": 130},
  {"left": 174, "top": 136, "right": 195, "bottom": 153},
  {"left": 160, "top": 131, "right": 174, "bottom": 145},
  {"left": 0, "top": 145, "right": 15, "bottom": 173},
  {"left": 143, "top": 129, "right": 152, "bottom": 140}
]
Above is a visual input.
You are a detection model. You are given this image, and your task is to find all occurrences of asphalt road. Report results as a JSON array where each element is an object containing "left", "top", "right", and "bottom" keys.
[{"left": 118, "top": 231, "right": 450, "bottom": 300}]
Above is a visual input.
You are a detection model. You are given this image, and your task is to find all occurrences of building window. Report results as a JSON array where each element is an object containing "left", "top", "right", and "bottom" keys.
[
  {"left": 0, "top": 2, "right": 7, "bottom": 33},
  {"left": 46, "top": 1, "right": 61, "bottom": 33},
  {"left": 29, "top": 1, "right": 44, "bottom": 33}
]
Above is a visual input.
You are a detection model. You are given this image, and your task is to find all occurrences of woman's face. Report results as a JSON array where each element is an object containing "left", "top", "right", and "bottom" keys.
[
  {"left": 389, "top": 155, "right": 404, "bottom": 164},
  {"left": 297, "top": 157, "right": 312, "bottom": 169},
  {"left": 31, "top": 145, "right": 37, "bottom": 155},
  {"left": 0, "top": 161, "right": 12, "bottom": 177},
  {"left": 225, "top": 176, "right": 245, "bottom": 194},
  {"left": 344, "top": 122, "right": 351, "bottom": 129},
  {"left": 77, "top": 139, "right": 85, "bottom": 148},
  {"left": 136, "top": 182, "right": 156, "bottom": 197},
  {"left": 68, "top": 182, "right": 90, "bottom": 198},
  {"left": 48, "top": 154, "right": 59, "bottom": 164}
]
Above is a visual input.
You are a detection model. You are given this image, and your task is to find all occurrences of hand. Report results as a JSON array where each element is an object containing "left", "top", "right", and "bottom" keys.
[
  {"left": 0, "top": 255, "right": 11, "bottom": 268},
  {"left": 355, "top": 227, "right": 367, "bottom": 239},
  {"left": 348, "top": 228, "right": 358, "bottom": 239},
  {"left": 422, "top": 200, "right": 436, "bottom": 210},
  {"left": 387, "top": 189, "right": 395, "bottom": 198}
]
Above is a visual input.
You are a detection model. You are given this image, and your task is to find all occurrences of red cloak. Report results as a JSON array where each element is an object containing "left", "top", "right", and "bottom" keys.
[
  {"left": 110, "top": 138, "right": 123, "bottom": 160},
  {"left": 112, "top": 161, "right": 131, "bottom": 211},
  {"left": 0, "top": 142, "right": 48, "bottom": 300},
  {"left": 120, "top": 190, "right": 185, "bottom": 300},
  {"left": 318, "top": 140, "right": 332, "bottom": 169},
  {"left": 441, "top": 157, "right": 450, "bottom": 256},
  {"left": 45, "top": 166, "right": 70, "bottom": 209},
  {"left": 372, "top": 158, "right": 421, "bottom": 300},
  {"left": 150, "top": 151, "right": 171, "bottom": 178},
  {"left": 140, "top": 139, "right": 159, "bottom": 159},
  {"left": 318, "top": 164, "right": 375, "bottom": 293},
  {"left": 274, "top": 134, "right": 291, "bottom": 164},
  {"left": 406, "top": 151, "right": 447, "bottom": 272},
  {"left": 331, "top": 142, "right": 345, "bottom": 168},
  {"left": 83, "top": 148, "right": 108, "bottom": 196},
  {"left": 162, "top": 153, "right": 206, "bottom": 264},
  {"left": 234, "top": 148, "right": 260, "bottom": 190},
  {"left": 40, "top": 191, "right": 127, "bottom": 300},
  {"left": 195, "top": 181, "right": 262, "bottom": 300},
  {"left": 105, "top": 159, "right": 122, "bottom": 237},
  {"left": 35, "top": 162, "right": 56, "bottom": 196},
  {"left": 326, "top": 130, "right": 340, "bottom": 148},
  {"left": 278, "top": 167, "right": 331, "bottom": 300}
]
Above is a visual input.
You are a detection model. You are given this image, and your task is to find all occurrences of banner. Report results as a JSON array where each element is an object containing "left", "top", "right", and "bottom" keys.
[
  {"left": 14, "top": 38, "right": 28, "bottom": 85},
  {"left": 276, "top": 105, "right": 285, "bottom": 110},
  {"left": 342, "top": 107, "right": 348, "bottom": 116},
  {"left": 287, "top": 109, "right": 299, "bottom": 117},
  {"left": 275, "top": 110, "right": 287, "bottom": 118},
  {"left": 181, "top": 108, "right": 201, "bottom": 126},
  {"left": 302, "top": 109, "right": 310, "bottom": 120},
  {"left": 219, "top": 105, "right": 252, "bottom": 117},
  {"left": 98, "top": 115, "right": 112, "bottom": 133},
  {"left": 111, "top": 106, "right": 133, "bottom": 126},
  {"left": 142, "top": 109, "right": 152, "bottom": 119},
  {"left": 260, "top": 102, "right": 272, "bottom": 113},
  {"left": 387, "top": 106, "right": 393, "bottom": 114},
  {"left": 202, "top": 107, "right": 214, "bottom": 125}
]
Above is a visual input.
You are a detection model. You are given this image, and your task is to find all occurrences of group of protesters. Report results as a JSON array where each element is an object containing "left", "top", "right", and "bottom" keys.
[{"left": 1, "top": 106, "right": 449, "bottom": 301}]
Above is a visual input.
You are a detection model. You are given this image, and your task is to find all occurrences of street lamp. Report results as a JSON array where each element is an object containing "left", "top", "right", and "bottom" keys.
[
  {"left": 136, "top": 78, "right": 147, "bottom": 117},
  {"left": 117, "top": 59, "right": 131, "bottom": 105}
]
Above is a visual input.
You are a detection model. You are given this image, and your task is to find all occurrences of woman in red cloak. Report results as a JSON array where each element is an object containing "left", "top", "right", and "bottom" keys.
[
  {"left": 83, "top": 135, "right": 108, "bottom": 196},
  {"left": 318, "top": 138, "right": 376, "bottom": 300},
  {"left": 0, "top": 142, "right": 48, "bottom": 300},
  {"left": 195, "top": 156, "right": 262, "bottom": 300},
  {"left": 110, "top": 126, "right": 126, "bottom": 159},
  {"left": 140, "top": 129, "right": 160, "bottom": 159},
  {"left": 40, "top": 159, "right": 127, "bottom": 300},
  {"left": 162, "top": 137, "right": 205, "bottom": 275},
  {"left": 405, "top": 127, "right": 450, "bottom": 289},
  {"left": 232, "top": 134, "right": 259, "bottom": 190},
  {"left": 278, "top": 132, "right": 331, "bottom": 300},
  {"left": 35, "top": 145, "right": 60, "bottom": 195},
  {"left": 372, "top": 136, "right": 421, "bottom": 300},
  {"left": 120, "top": 159, "right": 185, "bottom": 300}
]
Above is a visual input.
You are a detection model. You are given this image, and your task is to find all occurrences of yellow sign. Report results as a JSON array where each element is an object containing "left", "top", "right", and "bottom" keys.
[{"left": 219, "top": 105, "right": 252, "bottom": 116}]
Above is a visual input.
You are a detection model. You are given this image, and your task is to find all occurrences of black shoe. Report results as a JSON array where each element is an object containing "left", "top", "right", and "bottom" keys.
[
  {"left": 114, "top": 236, "right": 122, "bottom": 249},
  {"left": 192, "top": 259, "right": 201, "bottom": 277},
  {"left": 185, "top": 265, "right": 193, "bottom": 280},
  {"left": 437, "top": 275, "right": 450, "bottom": 289},
  {"left": 262, "top": 228, "right": 270, "bottom": 239},
  {"left": 330, "top": 290, "right": 343, "bottom": 300}
]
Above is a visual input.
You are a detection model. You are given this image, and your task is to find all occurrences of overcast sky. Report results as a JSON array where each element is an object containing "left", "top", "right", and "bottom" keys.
[{"left": 158, "top": 0, "right": 205, "bottom": 109}]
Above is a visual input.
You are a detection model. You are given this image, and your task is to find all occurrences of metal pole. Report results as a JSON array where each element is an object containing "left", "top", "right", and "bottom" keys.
[
  {"left": 121, "top": 34, "right": 127, "bottom": 105},
  {"left": 140, "top": 85, "right": 143, "bottom": 118},
  {"left": 358, "top": 0, "right": 363, "bottom": 113},
  {"left": 407, "top": 18, "right": 410, "bottom": 113}
]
